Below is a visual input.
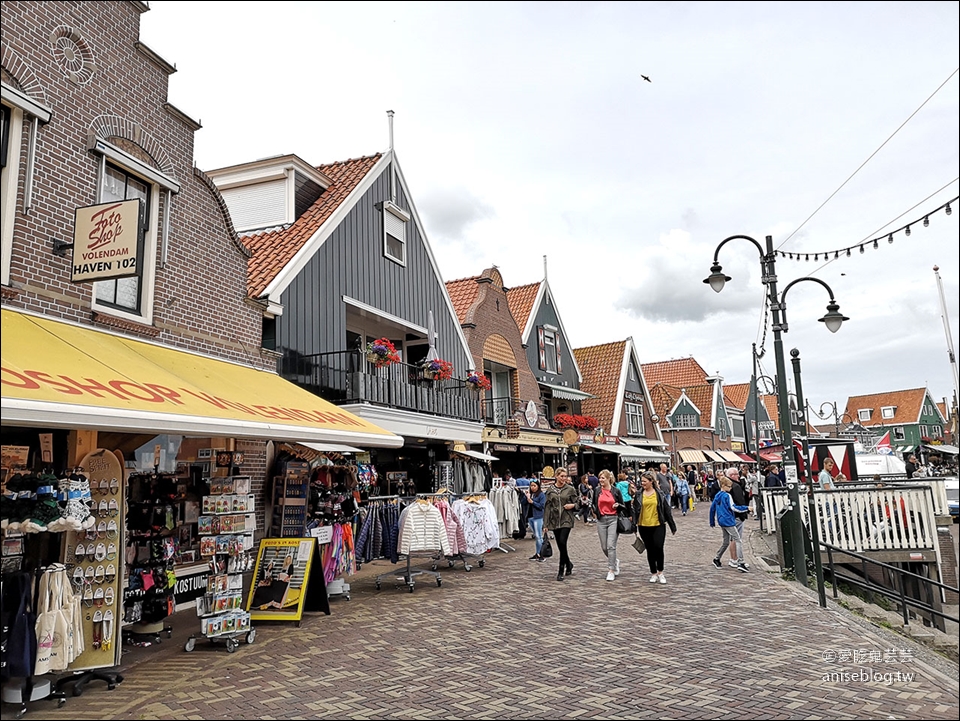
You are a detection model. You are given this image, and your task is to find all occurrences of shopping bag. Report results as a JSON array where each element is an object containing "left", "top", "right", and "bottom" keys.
[
  {"left": 617, "top": 515, "right": 635, "bottom": 535},
  {"left": 631, "top": 534, "right": 646, "bottom": 555},
  {"left": 540, "top": 536, "right": 554, "bottom": 558}
]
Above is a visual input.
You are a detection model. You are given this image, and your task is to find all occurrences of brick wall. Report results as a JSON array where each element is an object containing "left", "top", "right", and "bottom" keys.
[
  {"left": 936, "top": 525, "right": 959, "bottom": 605},
  {"left": 1, "top": 0, "right": 270, "bottom": 370}
]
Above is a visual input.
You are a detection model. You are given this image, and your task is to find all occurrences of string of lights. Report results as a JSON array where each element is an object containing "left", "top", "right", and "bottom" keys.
[{"left": 776, "top": 194, "right": 957, "bottom": 262}]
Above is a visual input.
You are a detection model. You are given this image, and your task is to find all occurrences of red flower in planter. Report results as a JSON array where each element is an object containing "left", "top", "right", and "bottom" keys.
[
  {"left": 465, "top": 371, "right": 492, "bottom": 391},
  {"left": 365, "top": 337, "right": 401, "bottom": 367},
  {"left": 421, "top": 358, "right": 454, "bottom": 381}
]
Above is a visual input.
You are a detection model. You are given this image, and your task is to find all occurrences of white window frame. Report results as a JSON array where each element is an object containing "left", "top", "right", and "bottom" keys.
[
  {"left": 90, "top": 161, "right": 158, "bottom": 323},
  {"left": 932, "top": 424, "right": 942, "bottom": 437},
  {"left": 625, "top": 402, "right": 644, "bottom": 436},
  {"left": 673, "top": 413, "right": 697, "bottom": 428},
  {"left": 543, "top": 328, "right": 557, "bottom": 373},
  {"left": 881, "top": 406, "right": 896, "bottom": 419},
  {"left": 919, "top": 424, "right": 929, "bottom": 438},
  {"left": 858, "top": 408, "right": 872, "bottom": 422},
  {"left": 893, "top": 426, "right": 905, "bottom": 441},
  {"left": 732, "top": 416, "right": 745, "bottom": 439},
  {"left": 382, "top": 201, "right": 409, "bottom": 266},
  {"left": 718, "top": 419, "right": 727, "bottom": 440},
  {"left": 0, "top": 101, "right": 21, "bottom": 287}
]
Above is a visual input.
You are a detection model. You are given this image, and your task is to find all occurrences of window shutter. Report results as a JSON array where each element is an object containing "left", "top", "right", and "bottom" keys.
[
  {"left": 555, "top": 332, "right": 562, "bottom": 374},
  {"left": 537, "top": 327, "right": 546, "bottom": 369}
]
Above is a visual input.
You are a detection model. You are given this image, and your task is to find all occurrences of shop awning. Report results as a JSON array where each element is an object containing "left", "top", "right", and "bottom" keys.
[
  {"left": 760, "top": 451, "right": 782, "bottom": 463},
  {"left": 454, "top": 449, "right": 499, "bottom": 462},
  {"left": 924, "top": 444, "right": 958, "bottom": 455},
  {"left": 538, "top": 381, "right": 596, "bottom": 401},
  {"left": 678, "top": 449, "right": 709, "bottom": 464},
  {"left": 702, "top": 450, "right": 726, "bottom": 463},
  {"left": 1, "top": 310, "right": 402, "bottom": 447},
  {"left": 299, "top": 442, "right": 366, "bottom": 454},
  {"left": 717, "top": 450, "right": 743, "bottom": 464},
  {"left": 582, "top": 442, "right": 669, "bottom": 461},
  {"left": 737, "top": 453, "right": 759, "bottom": 464}
]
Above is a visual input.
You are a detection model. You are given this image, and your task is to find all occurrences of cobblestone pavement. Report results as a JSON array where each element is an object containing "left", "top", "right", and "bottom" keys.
[{"left": 19, "top": 507, "right": 960, "bottom": 720}]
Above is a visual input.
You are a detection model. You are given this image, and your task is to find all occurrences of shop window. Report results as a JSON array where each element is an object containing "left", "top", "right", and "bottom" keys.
[
  {"left": 383, "top": 202, "right": 408, "bottom": 265},
  {"left": 625, "top": 402, "right": 644, "bottom": 435},
  {"left": 93, "top": 164, "right": 150, "bottom": 313}
]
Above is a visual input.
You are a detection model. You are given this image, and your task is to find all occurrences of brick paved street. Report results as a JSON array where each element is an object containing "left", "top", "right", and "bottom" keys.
[{"left": 22, "top": 509, "right": 960, "bottom": 720}]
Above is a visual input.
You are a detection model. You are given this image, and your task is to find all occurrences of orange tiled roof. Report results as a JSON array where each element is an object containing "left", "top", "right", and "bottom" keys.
[
  {"left": 724, "top": 382, "right": 750, "bottom": 411},
  {"left": 246, "top": 154, "right": 381, "bottom": 298},
  {"left": 573, "top": 341, "right": 626, "bottom": 433},
  {"left": 444, "top": 275, "right": 481, "bottom": 324},
  {"left": 762, "top": 395, "right": 780, "bottom": 430},
  {"left": 937, "top": 401, "right": 949, "bottom": 420},
  {"left": 640, "top": 357, "right": 709, "bottom": 389},
  {"left": 648, "top": 382, "right": 716, "bottom": 428},
  {"left": 505, "top": 282, "right": 541, "bottom": 334},
  {"left": 843, "top": 388, "right": 928, "bottom": 428}
]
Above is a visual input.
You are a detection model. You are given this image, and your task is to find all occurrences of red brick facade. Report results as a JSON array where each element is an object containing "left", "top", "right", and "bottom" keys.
[{"left": 1, "top": 0, "right": 269, "bottom": 369}]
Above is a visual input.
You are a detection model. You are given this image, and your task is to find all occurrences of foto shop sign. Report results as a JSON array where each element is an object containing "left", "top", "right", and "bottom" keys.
[{"left": 71, "top": 198, "right": 143, "bottom": 282}]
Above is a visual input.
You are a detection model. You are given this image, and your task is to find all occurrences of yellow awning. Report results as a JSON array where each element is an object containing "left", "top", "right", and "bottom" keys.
[
  {"left": 678, "top": 449, "right": 709, "bottom": 464},
  {"left": 1, "top": 310, "right": 402, "bottom": 447}
]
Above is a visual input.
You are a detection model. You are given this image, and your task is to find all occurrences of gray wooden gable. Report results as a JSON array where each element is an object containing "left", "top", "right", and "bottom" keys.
[
  {"left": 525, "top": 289, "right": 580, "bottom": 388},
  {"left": 273, "top": 164, "right": 471, "bottom": 373}
]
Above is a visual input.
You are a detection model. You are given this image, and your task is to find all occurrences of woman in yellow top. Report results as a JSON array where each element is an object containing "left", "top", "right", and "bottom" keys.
[{"left": 633, "top": 470, "right": 677, "bottom": 584}]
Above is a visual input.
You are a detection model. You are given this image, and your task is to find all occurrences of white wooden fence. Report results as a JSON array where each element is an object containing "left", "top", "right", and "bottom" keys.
[{"left": 759, "top": 481, "right": 943, "bottom": 554}]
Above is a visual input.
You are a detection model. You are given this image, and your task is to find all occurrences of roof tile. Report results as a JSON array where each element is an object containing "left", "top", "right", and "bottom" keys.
[
  {"left": 573, "top": 341, "right": 626, "bottom": 433},
  {"left": 843, "top": 388, "right": 929, "bottom": 427},
  {"left": 444, "top": 275, "right": 481, "bottom": 323},
  {"left": 640, "top": 357, "right": 709, "bottom": 389},
  {"left": 505, "top": 282, "right": 540, "bottom": 334},
  {"left": 246, "top": 154, "right": 382, "bottom": 298},
  {"left": 724, "top": 382, "right": 750, "bottom": 411}
]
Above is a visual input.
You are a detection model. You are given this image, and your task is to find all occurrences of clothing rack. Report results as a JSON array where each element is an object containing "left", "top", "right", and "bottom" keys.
[
  {"left": 428, "top": 492, "right": 487, "bottom": 572},
  {"left": 373, "top": 495, "right": 444, "bottom": 593}
]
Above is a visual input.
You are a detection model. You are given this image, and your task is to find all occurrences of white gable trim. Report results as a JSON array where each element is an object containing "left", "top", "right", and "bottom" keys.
[
  {"left": 520, "top": 281, "right": 585, "bottom": 384},
  {"left": 610, "top": 341, "right": 631, "bottom": 434},
  {"left": 633, "top": 343, "right": 665, "bottom": 444},
  {"left": 669, "top": 390, "right": 701, "bottom": 418}
]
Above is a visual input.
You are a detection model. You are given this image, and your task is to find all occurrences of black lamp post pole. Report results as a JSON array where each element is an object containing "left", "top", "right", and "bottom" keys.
[{"left": 790, "top": 348, "right": 827, "bottom": 607}]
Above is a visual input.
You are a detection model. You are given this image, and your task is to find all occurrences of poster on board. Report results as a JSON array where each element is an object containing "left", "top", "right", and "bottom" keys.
[{"left": 246, "top": 538, "right": 316, "bottom": 622}]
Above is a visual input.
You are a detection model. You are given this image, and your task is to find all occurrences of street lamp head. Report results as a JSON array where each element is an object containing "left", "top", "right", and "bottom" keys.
[
  {"left": 818, "top": 300, "right": 849, "bottom": 333},
  {"left": 703, "top": 262, "right": 731, "bottom": 293}
]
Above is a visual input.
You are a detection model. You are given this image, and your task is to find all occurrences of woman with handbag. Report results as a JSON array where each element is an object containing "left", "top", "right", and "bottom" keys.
[
  {"left": 634, "top": 470, "right": 677, "bottom": 584},
  {"left": 543, "top": 468, "right": 579, "bottom": 582},
  {"left": 591, "top": 469, "right": 627, "bottom": 581},
  {"left": 526, "top": 480, "right": 547, "bottom": 561}
]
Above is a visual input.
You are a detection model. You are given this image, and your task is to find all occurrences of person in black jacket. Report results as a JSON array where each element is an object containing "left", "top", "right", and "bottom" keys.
[{"left": 632, "top": 470, "right": 677, "bottom": 584}]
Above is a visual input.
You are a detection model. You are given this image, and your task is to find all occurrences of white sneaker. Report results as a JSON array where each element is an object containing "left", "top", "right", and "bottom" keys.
[
  {"left": 728, "top": 560, "right": 740, "bottom": 568},
  {"left": 658, "top": 573, "right": 667, "bottom": 584},
  {"left": 606, "top": 570, "right": 615, "bottom": 582},
  {"left": 649, "top": 575, "right": 658, "bottom": 583},
  {"left": 614, "top": 558, "right": 621, "bottom": 576}
]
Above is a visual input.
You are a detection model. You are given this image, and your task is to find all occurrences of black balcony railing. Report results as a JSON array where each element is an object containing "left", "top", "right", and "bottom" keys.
[
  {"left": 281, "top": 349, "right": 482, "bottom": 422},
  {"left": 481, "top": 396, "right": 549, "bottom": 427}
]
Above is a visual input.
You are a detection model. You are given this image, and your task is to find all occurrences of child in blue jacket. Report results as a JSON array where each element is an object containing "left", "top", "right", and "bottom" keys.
[{"left": 709, "top": 476, "right": 751, "bottom": 572}]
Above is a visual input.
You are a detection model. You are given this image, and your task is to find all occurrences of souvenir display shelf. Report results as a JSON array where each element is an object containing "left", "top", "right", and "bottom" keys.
[{"left": 184, "top": 476, "right": 256, "bottom": 654}]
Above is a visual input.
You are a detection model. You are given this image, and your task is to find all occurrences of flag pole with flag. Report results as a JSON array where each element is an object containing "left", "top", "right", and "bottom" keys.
[{"left": 875, "top": 431, "right": 892, "bottom": 455}]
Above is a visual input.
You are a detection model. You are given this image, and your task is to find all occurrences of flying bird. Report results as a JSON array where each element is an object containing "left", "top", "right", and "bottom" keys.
[{"left": 641, "top": 74, "right": 652, "bottom": 82}]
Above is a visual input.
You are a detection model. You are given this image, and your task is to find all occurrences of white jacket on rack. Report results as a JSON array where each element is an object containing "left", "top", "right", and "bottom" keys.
[
  {"left": 451, "top": 499, "right": 500, "bottom": 555},
  {"left": 397, "top": 502, "right": 452, "bottom": 556}
]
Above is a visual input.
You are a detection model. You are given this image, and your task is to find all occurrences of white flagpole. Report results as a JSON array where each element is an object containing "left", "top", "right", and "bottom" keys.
[{"left": 933, "top": 266, "right": 960, "bottom": 427}]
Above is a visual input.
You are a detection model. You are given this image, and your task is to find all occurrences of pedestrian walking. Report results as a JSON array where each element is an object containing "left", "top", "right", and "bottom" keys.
[
  {"left": 525, "top": 480, "right": 546, "bottom": 561},
  {"left": 591, "top": 469, "right": 627, "bottom": 581},
  {"left": 577, "top": 475, "right": 594, "bottom": 524},
  {"left": 674, "top": 471, "right": 691, "bottom": 516},
  {"left": 709, "top": 476, "right": 750, "bottom": 572},
  {"left": 544, "top": 467, "right": 579, "bottom": 581},
  {"left": 634, "top": 470, "right": 677, "bottom": 584}
]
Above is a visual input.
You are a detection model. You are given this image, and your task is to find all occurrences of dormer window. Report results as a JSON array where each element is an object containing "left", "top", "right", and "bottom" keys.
[
  {"left": 383, "top": 201, "right": 409, "bottom": 265},
  {"left": 881, "top": 406, "right": 896, "bottom": 419},
  {"left": 858, "top": 408, "right": 872, "bottom": 422}
]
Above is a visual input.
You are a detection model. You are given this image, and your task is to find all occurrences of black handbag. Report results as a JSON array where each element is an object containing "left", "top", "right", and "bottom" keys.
[
  {"left": 540, "top": 536, "right": 554, "bottom": 558},
  {"left": 617, "top": 515, "right": 635, "bottom": 535}
]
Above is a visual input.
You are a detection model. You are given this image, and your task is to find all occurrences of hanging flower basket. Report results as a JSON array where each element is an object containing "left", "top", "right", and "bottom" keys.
[
  {"left": 420, "top": 358, "right": 454, "bottom": 381},
  {"left": 465, "top": 371, "right": 491, "bottom": 392},
  {"left": 364, "top": 338, "right": 401, "bottom": 368}
]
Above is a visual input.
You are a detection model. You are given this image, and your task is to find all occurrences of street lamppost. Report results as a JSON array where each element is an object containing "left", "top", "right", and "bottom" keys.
[
  {"left": 809, "top": 400, "right": 853, "bottom": 439},
  {"left": 705, "top": 235, "right": 849, "bottom": 585}
]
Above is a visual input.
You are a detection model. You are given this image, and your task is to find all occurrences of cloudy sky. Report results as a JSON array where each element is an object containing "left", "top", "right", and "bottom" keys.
[{"left": 141, "top": 1, "right": 959, "bottom": 423}]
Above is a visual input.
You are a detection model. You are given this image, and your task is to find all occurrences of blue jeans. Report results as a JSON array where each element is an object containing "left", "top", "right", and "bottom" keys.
[{"left": 529, "top": 517, "right": 544, "bottom": 555}]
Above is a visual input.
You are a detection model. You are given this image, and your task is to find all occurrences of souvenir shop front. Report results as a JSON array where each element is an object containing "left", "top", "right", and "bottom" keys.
[
  {"left": 481, "top": 427, "right": 567, "bottom": 481},
  {"left": 0, "top": 310, "right": 400, "bottom": 711},
  {"left": 335, "top": 402, "right": 486, "bottom": 495}
]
